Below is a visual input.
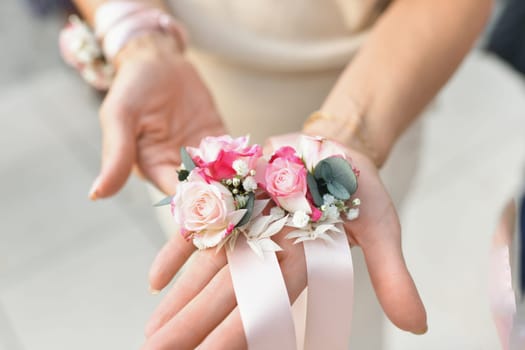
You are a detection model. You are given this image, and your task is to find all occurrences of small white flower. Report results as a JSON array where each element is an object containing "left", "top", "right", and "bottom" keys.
[
  {"left": 242, "top": 176, "right": 257, "bottom": 192},
  {"left": 249, "top": 169, "right": 256, "bottom": 176},
  {"left": 325, "top": 205, "right": 340, "bottom": 220},
  {"left": 323, "top": 194, "right": 335, "bottom": 206},
  {"left": 346, "top": 208, "right": 360, "bottom": 221},
  {"left": 233, "top": 159, "right": 249, "bottom": 177},
  {"left": 292, "top": 211, "right": 310, "bottom": 228},
  {"left": 232, "top": 178, "right": 241, "bottom": 187},
  {"left": 270, "top": 206, "right": 285, "bottom": 219}
]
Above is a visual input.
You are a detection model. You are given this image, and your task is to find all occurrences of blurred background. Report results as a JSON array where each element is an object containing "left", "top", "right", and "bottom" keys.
[{"left": 0, "top": 1, "right": 524, "bottom": 349}]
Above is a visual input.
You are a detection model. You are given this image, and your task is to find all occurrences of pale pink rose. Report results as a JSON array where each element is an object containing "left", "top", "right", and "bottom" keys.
[
  {"left": 299, "top": 135, "right": 347, "bottom": 170},
  {"left": 172, "top": 172, "right": 246, "bottom": 248},
  {"left": 187, "top": 135, "right": 262, "bottom": 180},
  {"left": 265, "top": 148, "right": 311, "bottom": 214}
]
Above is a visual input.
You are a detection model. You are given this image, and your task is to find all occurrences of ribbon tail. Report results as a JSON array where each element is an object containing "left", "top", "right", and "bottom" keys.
[
  {"left": 303, "top": 226, "right": 353, "bottom": 350},
  {"left": 227, "top": 235, "right": 297, "bottom": 350}
]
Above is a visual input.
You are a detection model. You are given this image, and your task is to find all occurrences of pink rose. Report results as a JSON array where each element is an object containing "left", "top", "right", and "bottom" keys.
[
  {"left": 172, "top": 172, "right": 246, "bottom": 249},
  {"left": 265, "top": 147, "right": 311, "bottom": 214},
  {"left": 299, "top": 135, "right": 347, "bottom": 170},
  {"left": 187, "top": 135, "right": 262, "bottom": 180}
]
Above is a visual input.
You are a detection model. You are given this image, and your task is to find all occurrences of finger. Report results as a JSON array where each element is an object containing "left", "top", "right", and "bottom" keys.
[
  {"left": 341, "top": 151, "right": 427, "bottom": 334},
  {"left": 142, "top": 264, "right": 236, "bottom": 350},
  {"left": 348, "top": 203, "right": 427, "bottom": 334},
  {"left": 142, "top": 163, "right": 180, "bottom": 196},
  {"left": 90, "top": 98, "right": 137, "bottom": 199},
  {"left": 198, "top": 308, "right": 246, "bottom": 350},
  {"left": 146, "top": 248, "right": 227, "bottom": 337},
  {"left": 148, "top": 231, "right": 197, "bottom": 292}
]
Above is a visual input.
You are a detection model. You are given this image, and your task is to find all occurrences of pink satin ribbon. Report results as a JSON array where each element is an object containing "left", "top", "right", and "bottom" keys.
[
  {"left": 228, "top": 134, "right": 355, "bottom": 349},
  {"left": 227, "top": 235, "right": 297, "bottom": 350},
  {"left": 303, "top": 227, "right": 353, "bottom": 350},
  {"left": 94, "top": 2, "right": 187, "bottom": 61},
  {"left": 489, "top": 246, "right": 517, "bottom": 350}
]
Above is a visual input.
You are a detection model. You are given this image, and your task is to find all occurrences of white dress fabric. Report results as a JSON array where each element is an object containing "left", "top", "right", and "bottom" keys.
[{"left": 151, "top": 1, "right": 525, "bottom": 349}]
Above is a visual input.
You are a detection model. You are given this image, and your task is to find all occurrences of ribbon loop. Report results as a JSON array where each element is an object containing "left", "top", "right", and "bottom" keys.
[
  {"left": 227, "top": 235, "right": 297, "bottom": 350},
  {"left": 303, "top": 228, "right": 354, "bottom": 350}
]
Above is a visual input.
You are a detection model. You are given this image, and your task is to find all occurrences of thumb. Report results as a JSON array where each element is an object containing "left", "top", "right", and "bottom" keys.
[
  {"left": 89, "top": 100, "right": 137, "bottom": 199},
  {"left": 344, "top": 152, "right": 427, "bottom": 334}
]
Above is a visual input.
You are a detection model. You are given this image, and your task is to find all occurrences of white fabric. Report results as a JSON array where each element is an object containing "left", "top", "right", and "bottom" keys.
[{"left": 168, "top": 0, "right": 378, "bottom": 72}]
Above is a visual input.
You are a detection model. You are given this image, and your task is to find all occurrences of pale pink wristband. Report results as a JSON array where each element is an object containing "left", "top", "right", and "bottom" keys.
[
  {"left": 94, "top": 1, "right": 148, "bottom": 38},
  {"left": 94, "top": 2, "right": 187, "bottom": 61}
]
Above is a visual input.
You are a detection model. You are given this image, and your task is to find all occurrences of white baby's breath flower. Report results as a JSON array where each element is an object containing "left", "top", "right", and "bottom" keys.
[
  {"left": 242, "top": 176, "right": 257, "bottom": 192},
  {"left": 270, "top": 206, "right": 285, "bottom": 219},
  {"left": 233, "top": 159, "right": 249, "bottom": 177},
  {"left": 292, "top": 211, "right": 310, "bottom": 228},
  {"left": 325, "top": 205, "right": 340, "bottom": 220},
  {"left": 232, "top": 177, "right": 241, "bottom": 187},
  {"left": 323, "top": 194, "right": 335, "bottom": 206},
  {"left": 346, "top": 208, "right": 360, "bottom": 221}
]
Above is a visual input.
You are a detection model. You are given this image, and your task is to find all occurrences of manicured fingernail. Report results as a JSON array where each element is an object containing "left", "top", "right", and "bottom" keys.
[
  {"left": 89, "top": 176, "right": 101, "bottom": 200},
  {"left": 149, "top": 286, "right": 160, "bottom": 295},
  {"left": 412, "top": 324, "right": 428, "bottom": 335}
]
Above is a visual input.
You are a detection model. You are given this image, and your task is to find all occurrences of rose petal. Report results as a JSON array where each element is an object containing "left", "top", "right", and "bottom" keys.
[{"left": 278, "top": 194, "right": 312, "bottom": 214}]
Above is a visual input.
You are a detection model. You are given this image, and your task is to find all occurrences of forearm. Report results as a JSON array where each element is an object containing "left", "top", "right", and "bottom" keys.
[
  {"left": 305, "top": 0, "right": 492, "bottom": 166},
  {"left": 73, "top": 0, "right": 169, "bottom": 24}
]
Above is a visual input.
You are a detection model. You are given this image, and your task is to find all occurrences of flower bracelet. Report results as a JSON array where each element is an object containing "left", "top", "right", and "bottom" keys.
[
  {"left": 59, "top": 1, "right": 187, "bottom": 90},
  {"left": 156, "top": 134, "right": 360, "bottom": 349}
]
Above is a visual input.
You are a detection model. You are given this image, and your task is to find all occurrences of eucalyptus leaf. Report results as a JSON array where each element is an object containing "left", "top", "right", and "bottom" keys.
[
  {"left": 180, "top": 147, "right": 196, "bottom": 172},
  {"left": 314, "top": 160, "right": 332, "bottom": 181},
  {"left": 315, "top": 157, "right": 357, "bottom": 196},
  {"left": 153, "top": 196, "right": 173, "bottom": 207},
  {"left": 327, "top": 181, "right": 350, "bottom": 200},
  {"left": 236, "top": 192, "right": 255, "bottom": 227},
  {"left": 307, "top": 172, "right": 323, "bottom": 207}
]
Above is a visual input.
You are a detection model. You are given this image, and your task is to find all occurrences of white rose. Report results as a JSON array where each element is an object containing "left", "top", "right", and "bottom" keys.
[
  {"left": 172, "top": 172, "right": 246, "bottom": 248},
  {"left": 292, "top": 211, "right": 310, "bottom": 228}
]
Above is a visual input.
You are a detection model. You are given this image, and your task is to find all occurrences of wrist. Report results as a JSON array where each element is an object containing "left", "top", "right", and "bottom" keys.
[
  {"left": 302, "top": 102, "right": 392, "bottom": 168},
  {"left": 114, "top": 31, "right": 183, "bottom": 68},
  {"left": 95, "top": 1, "right": 187, "bottom": 66}
]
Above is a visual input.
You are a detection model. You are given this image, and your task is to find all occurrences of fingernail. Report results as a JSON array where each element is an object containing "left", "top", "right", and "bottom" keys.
[
  {"left": 89, "top": 176, "right": 101, "bottom": 200},
  {"left": 149, "top": 286, "right": 160, "bottom": 295},
  {"left": 412, "top": 324, "right": 428, "bottom": 335}
]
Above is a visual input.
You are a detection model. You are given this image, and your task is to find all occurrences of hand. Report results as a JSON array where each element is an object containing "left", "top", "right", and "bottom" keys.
[
  {"left": 89, "top": 33, "right": 225, "bottom": 199},
  {"left": 143, "top": 134, "right": 427, "bottom": 350}
]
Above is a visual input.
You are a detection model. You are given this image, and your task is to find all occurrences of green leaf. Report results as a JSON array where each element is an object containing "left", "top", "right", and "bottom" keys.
[
  {"left": 327, "top": 181, "right": 350, "bottom": 200},
  {"left": 315, "top": 157, "right": 357, "bottom": 196},
  {"left": 177, "top": 169, "right": 189, "bottom": 181},
  {"left": 314, "top": 160, "right": 332, "bottom": 181},
  {"left": 236, "top": 192, "right": 255, "bottom": 227},
  {"left": 307, "top": 172, "right": 323, "bottom": 207},
  {"left": 153, "top": 196, "right": 173, "bottom": 207},
  {"left": 180, "top": 147, "right": 196, "bottom": 172}
]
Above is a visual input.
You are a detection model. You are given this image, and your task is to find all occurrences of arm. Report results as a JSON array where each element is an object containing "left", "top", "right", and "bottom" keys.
[
  {"left": 304, "top": 0, "right": 493, "bottom": 167},
  {"left": 69, "top": 0, "right": 225, "bottom": 198},
  {"left": 73, "top": 0, "right": 169, "bottom": 24}
]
